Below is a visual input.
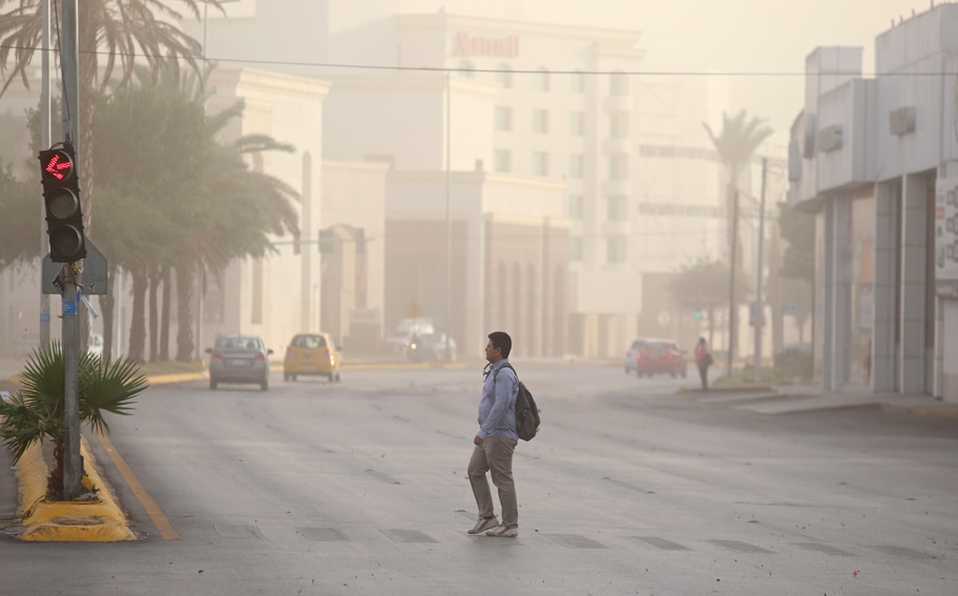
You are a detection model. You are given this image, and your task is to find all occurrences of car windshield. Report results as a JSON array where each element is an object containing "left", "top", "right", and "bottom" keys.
[
  {"left": 630, "top": 340, "right": 646, "bottom": 350},
  {"left": 293, "top": 335, "right": 327, "bottom": 349},
  {"left": 216, "top": 337, "right": 259, "bottom": 350}
]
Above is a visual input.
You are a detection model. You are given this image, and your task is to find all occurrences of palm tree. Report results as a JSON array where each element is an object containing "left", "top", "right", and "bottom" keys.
[
  {"left": 1, "top": 0, "right": 222, "bottom": 355},
  {"left": 1, "top": 0, "right": 220, "bottom": 227},
  {"left": 89, "top": 68, "right": 298, "bottom": 362},
  {"left": 703, "top": 110, "right": 773, "bottom": 375}
]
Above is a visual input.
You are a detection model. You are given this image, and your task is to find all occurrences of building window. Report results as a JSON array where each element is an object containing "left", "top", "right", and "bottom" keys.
[
  {"left": 570, "top": 111, "right": 584, "bottom": 136},
  {"left": 607, "top": 195, "right": 628, "bottom": 221},
  {"left": 608, "top": 154, "right": 629, "bottom": 180},
  {"left": 610, "top": 71, "right": 629, "bottom": 95},
  {"left": 570, "top": 70, "right": 585, "bottom": 93},
  {"left": 496, "top": 63, "right": 513, "bottom": 88},
  {"left": 495, "top": 106, "right": 513, "bottom": 132},
  {"left": 458, "top": 60, "right": 475, "bottom": 77},
  {"left": 568, "top": 195, "right": 584, "bottom": 219},
  {"left": 607, "top": 235, "right": 627, "bottom": 263},
  {"left": 494, "top": 149, "right": 512, "bottom": 173},
  {"left": 609, "top": 111, "right": 629, "bottom": 138},
  {"left": 534, "top": 67, "right": 550, "bottom": 91},
  {"left": 569, "top": 153, "right": 584, "bottom": 178},
  {"left": 570, "top": 237, "right": 583, "bottom": 261},
  {"left": 533, "top": 109, "right": 550, "bottom": 134},
  {"left": 532, "top": 152, "right": 549, "bottom": 176}
]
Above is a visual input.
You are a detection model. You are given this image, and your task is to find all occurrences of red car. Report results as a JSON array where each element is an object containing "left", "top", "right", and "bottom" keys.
[{"left": 634, "top": 339, "right": 688, "bottom": 378}]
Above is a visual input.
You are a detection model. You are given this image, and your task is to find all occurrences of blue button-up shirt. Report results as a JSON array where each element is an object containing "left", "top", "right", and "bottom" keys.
[{"left": 477, "top": 359, "right": 518, "bottom": 440}]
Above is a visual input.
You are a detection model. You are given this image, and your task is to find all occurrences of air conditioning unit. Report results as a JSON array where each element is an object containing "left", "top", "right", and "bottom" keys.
[
  {"left": 818, "top": 124, "right": 843, "bottom": 153},
  {"left": 889, "top": 106, "right": 916, "bottom": 135}
]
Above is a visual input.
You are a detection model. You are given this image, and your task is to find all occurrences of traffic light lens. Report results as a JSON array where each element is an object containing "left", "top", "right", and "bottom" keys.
[
  {"left": 41, "top": 150, "right": 74, "bottom": 182},
  {"left": 49, "top": 226, "right": 83, "bottom": 259},
  {"left": 47, "top": 188, "right": 80, "bottom": 220}
]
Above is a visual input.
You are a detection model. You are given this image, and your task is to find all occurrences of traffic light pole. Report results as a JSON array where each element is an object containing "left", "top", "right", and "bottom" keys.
[
  {"left": 39, "top": 0, "right": 51, "bottom": 345},
  {"left": 61, "top": 268, "right": 82, "bottom": 500},
  {"left": 60, "top": 0, "right": 82, "bottom": 501}
]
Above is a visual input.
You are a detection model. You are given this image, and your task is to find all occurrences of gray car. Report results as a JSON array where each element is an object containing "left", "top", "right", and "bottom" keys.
[{"left": 206, "top": 334, "right": 273, "bottom": 391}]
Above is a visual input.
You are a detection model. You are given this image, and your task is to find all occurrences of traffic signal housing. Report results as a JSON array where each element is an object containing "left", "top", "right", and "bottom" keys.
[{"left": 39, "top": 144, "right": 86, "bottom": 263}]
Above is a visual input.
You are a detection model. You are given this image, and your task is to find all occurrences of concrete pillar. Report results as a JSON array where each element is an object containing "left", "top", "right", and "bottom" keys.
[
  {"left": 943, "top": 298, "right": 958, "bottom": 402},
  {"left": 873, "top": 181, "right": 899, "bottom": 392},
  {"left": 833, "top": 198, "right": 852, "bottom": 389},
  {"left": 900, "top": 174, "right": 930, "bottom": 394},
  {"left": 823, "top": 198, "right": 852, "bottom": 390},
  {"left": 822, "top": 203, "right": 835, "bottom": 389}
]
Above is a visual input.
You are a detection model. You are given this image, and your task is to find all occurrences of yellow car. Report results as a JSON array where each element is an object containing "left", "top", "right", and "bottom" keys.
[{"left": 283, "top": 333, "right": 342, "bottom": 382}]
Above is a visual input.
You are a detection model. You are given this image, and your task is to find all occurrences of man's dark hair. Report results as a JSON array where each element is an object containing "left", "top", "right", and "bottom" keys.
[{"left": 488, "top": 331, "right": 512, "bottom": 358}]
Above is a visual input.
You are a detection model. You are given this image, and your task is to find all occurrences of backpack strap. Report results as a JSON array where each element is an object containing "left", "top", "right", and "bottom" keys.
[{"left": 492, "top": 362, "right": 518, "bottom": 382}]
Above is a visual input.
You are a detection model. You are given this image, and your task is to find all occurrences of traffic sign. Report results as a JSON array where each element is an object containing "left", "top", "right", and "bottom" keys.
[{"left": 42, "top": 239, "right": 108, "bottom": 295}]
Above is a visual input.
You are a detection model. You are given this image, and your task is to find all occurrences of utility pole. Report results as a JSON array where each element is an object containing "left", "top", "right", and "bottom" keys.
[
  {"left": 753, "top": 158, "right": 768, "bottom": 382},
  {"left": 39, "top": 0, "right": 51, "bottom": 345},
  {"left": 444, "top": 70, "right": 452, "bottom": 361},
  {"left": 727, "top": 188, "right": 739, "bottom": 377},
  {"left": 60, "top": 0, "right": 82, "bottom": 501}
]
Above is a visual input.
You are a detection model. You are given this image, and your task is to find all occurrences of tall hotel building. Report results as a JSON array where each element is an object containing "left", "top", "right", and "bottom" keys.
[{"left": 194, "top": 2, "right": 732, "bottom": 358}]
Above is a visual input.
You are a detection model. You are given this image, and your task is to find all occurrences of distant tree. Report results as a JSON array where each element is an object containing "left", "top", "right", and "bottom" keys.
[
  {"left": 704, "top": 110, "right": 773, "bottom": 370},
  {"left": 777, "top": 200, "right": 815, "bottom": 337},
  {"left": 0, "top": 160, "right": 37, "bottom": 270},
  {"left": 667, "top": 254, "right": 752, "bottom": 348}
]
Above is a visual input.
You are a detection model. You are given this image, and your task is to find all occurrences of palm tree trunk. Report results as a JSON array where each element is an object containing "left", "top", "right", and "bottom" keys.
[
  {"left": 148, "top": 272, "right": 159, "bottom": 362},
  {"left": 99, "top": 266, "right": 116, "bottom": 362},
  {"left": 159, "top": 266, "right": 171, "bottom": 362},
  {"left": 128, "top": 272, "right": 147, "bottom": 363},
  {"left": 175, "top": 265, "right": 195, "bottom": 362}
]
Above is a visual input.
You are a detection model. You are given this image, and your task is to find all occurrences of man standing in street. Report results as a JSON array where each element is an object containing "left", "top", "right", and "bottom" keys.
[{"left": 466, "top": 331, "right": 519, "bottom": 537}]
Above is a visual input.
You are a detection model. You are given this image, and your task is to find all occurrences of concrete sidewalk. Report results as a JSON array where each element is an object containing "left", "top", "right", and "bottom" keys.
[{"left": 693, "top": 382, "right": 958, "bottom": 419}]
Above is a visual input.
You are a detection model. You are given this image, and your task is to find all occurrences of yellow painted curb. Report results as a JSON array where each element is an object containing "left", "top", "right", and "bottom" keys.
[{"left": 16, "top": 438, "right": 136, "bottom": 542}]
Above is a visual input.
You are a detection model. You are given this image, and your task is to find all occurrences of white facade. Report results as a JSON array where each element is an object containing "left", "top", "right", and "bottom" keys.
[{"left": 789, "top": 5, "right": 958, "bottom": 400}]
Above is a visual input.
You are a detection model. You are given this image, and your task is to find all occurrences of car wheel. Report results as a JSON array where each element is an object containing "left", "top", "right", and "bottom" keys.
[
  {"left": 670, "top": 372, "right": 676, "bottom": 379},
  {"left": 328, "top": 373, "right": 335, "bottom": 382},
  {"left": 682, "top": 369, "right": 688, "bottom": 379},
  {"left": 335, "top": 372, "right": 341, "bottom": 382},
  {"left": 209, "top": 379, "right": 218, "bottom": 390},
  {"left": 283, "top": 372, "right": 289, "bottom": 381},
  {"left": 624, "top": 367, "right": 630, "bottom": 375},
  {"left": 260, "top": 379, "right": 269, "bottom": 391}
]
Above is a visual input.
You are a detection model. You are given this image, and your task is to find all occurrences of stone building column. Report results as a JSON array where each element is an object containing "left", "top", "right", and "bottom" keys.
[
  {"left": 872, "top": 180, "right": 899, "bottom": 392},
  {"left": 900, "top": 174, "right": 930, "bottom": 394},
  {"left": 823, "top": 197, "right": 852, "bottom": 390}
]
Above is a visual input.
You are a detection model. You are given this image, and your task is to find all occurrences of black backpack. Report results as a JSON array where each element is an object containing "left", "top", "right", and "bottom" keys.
[{"left": 494, "top": 363, "right": 540, "bottom": 441}]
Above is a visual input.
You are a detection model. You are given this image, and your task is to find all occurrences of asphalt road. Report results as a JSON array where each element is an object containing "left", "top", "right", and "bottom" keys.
[{"left": 3, "top": 361, "right": 957, "bottom": 596}]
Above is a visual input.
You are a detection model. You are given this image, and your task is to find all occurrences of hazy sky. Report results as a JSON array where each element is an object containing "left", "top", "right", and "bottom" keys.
[{"left": 394, "top": 0, "right": 936, "bottom": 142}]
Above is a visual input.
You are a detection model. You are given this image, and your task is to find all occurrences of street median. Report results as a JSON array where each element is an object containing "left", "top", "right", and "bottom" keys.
[{"left": 16, "top": 437, "right": 135, "bottom": 542}]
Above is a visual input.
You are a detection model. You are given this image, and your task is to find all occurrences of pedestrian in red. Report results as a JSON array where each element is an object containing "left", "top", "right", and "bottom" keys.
[{"left": 694, "top": 337, "right": 713, "bottom": 391}]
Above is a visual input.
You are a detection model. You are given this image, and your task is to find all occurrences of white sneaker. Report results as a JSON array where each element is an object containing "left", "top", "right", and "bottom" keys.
[
  {"left": 485, "top": 525, "right": 518, "bottom": 537},
  {"left": 468, "top": 516, "right": 499, "bottom": 535}
]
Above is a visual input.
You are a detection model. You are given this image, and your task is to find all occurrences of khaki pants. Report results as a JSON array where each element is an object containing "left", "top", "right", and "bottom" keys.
[{"left": 467, "top": 435, "right": 518, "bottom": 528}]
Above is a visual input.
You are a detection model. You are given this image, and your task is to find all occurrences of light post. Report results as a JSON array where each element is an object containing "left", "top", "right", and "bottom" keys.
[{"left": 753, "top": 158, "right": 768, "bottom": 382}]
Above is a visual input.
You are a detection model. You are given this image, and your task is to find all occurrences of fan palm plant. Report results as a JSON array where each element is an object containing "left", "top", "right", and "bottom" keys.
[{"left": 0, "top": 342, "right": 147, "bottom": 499}]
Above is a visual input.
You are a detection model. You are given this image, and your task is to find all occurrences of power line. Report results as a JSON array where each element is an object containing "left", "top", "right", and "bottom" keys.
[{"left": 4, "top": 43, "right": 958, "bottom": 78}]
